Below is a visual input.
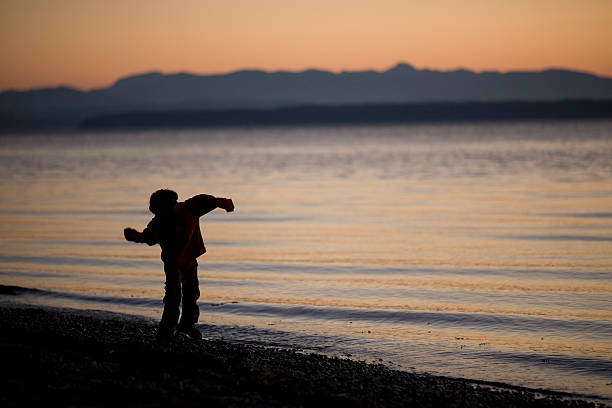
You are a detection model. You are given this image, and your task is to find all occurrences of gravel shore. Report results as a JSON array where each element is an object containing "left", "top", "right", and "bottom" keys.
[{"left": 0, "top": 304, "right": 605, "bottom": 407}]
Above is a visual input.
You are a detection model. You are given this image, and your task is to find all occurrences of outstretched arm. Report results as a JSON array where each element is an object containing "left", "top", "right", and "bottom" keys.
[
  {"left": 123, "top": 222, "right": 158, "bottom": 246},
  {"left": 187, "top": 194, "right": 235, "bottom": 217}
]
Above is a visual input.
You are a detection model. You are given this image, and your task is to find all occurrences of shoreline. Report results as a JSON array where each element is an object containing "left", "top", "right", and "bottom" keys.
[{"left": 1, "top": 303, "right": 607, "bottom": 407}]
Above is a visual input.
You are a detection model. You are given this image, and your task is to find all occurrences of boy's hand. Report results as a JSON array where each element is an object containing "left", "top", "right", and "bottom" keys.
[
  {"left": 224, "top": 198, "right": 234, "bottom": 212},
  {"left": 216, "top": 197, "right": 234, "bottom": 212},
  {"left": 124, "top": 227, "right": 139, "bottom": 242}
]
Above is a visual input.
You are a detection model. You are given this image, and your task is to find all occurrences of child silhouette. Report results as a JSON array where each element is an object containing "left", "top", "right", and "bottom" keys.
[{"left": 124, "top": 189, "right": 234, "bottom": 340}]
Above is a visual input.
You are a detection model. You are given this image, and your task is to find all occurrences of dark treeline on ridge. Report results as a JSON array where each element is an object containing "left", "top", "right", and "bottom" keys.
[{"left": 79, "top": 100, "right": 612, "bottom": 130}]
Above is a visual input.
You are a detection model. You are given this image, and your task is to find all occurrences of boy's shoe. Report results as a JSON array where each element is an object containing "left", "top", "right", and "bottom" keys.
[{"left": 176, "top": 325, "right": 202, "bottom": 339}]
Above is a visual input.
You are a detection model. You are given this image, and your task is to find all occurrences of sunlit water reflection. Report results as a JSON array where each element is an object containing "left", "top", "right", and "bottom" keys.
[{"left": 1, "top": 121, "right": 611, "bottom": 400}]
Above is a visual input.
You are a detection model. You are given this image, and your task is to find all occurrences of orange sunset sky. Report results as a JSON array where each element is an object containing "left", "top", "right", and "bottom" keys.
[{"left": 1, "top": 0, "right": 611, "bottom": 91}]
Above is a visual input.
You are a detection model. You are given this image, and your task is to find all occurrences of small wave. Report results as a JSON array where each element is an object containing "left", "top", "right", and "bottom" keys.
[
  {"left": 1, "top": 255, "right": 610, "bottom": 282},
  {"left": 201, "top": 302, "right": 612, "bottom": 338},
  {"left": 205, "top": 215, "right": 307, "bottom": 223},
  {"left": 0, "top": 270, "right": 76, "bottom": 279},
  {"left": 476, "top": 348, "right": 612, "bottom": 378},
  {"left": 541, "top": 212, "right": 612, "bottom": 219},
  {"left": 2, "top": 239, "right": 127, "bottom": 247},
  {"left": 0, "top": 209, "right": 147, "bottom": 216},
  {"left": 203, "top": 262, "right": 612, "bottom": 281},
  {"left": 4, "top": 285, "right": 607, "bottom": 339},
  {"left": 0, "top": 239, "right": 264, "bottom": 248},
  {"left": 0, "top": 254, "right": 158, "bottom": 269},
  {"left": 0, "top": 285, "right": 43, "bottom": 295},
  {"left": 495, "top": 234, "right": 612, "bottom": 242},
  {"left": 0, "top": 284, "right": 160, "bottom": 307}
]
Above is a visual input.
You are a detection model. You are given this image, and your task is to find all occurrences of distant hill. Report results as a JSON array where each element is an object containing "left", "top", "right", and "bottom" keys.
[{"left": 2, "top": 63, "right": 612, "bottom": 130}]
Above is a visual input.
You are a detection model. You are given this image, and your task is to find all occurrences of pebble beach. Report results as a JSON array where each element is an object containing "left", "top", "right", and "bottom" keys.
[{"left": 1, "top": 304, "right": 605, "bottom": 408}]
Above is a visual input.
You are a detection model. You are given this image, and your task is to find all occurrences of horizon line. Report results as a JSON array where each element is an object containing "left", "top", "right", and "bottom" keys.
[{"left": 1, "top": 62, "right": 608, "bottom": 94}]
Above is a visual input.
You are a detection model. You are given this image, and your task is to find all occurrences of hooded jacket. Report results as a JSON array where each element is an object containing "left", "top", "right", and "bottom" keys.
[{"left": 136, "top": 194, "right": 220, "bottom": 266}]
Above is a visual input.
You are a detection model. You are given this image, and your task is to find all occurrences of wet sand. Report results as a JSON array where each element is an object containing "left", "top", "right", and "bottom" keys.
[{"left": 0, "top": 304, "right": 605, "bottom": 407}]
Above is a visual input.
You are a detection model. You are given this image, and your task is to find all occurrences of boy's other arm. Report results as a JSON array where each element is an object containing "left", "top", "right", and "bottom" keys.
[
  {"left": 187, "top": 194, "right": 235, "bottom": 217},
  {"left": 123, "top": 224, "right": 158, "bottom": 245}
]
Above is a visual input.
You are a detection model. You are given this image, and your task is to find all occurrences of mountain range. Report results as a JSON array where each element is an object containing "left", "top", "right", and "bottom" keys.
[{"left": 2, "top": 63, "right": 612, "bottom": 130}]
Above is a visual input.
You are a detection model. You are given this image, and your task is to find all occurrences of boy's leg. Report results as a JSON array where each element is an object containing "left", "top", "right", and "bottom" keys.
[
  {"left": 178, "top": 260, "right": 200, "bottom": 331},
  {"left": 159, "top": 262, "right": 181, "bottom": 338}
]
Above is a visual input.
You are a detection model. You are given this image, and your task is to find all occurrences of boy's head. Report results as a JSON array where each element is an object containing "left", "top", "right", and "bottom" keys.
[{"left": 149, "top": 189, "right": 178, "bottom": 215}]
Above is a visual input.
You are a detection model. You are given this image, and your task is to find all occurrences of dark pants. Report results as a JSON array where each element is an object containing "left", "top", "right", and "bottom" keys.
[{"left": 159, "top": 259, "right": 200, "bottom": 334}]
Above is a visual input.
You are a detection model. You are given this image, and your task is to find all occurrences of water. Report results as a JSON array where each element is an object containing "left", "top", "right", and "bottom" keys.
[{"left": 1, "top": 121, "right": 611, "bottom": 400}]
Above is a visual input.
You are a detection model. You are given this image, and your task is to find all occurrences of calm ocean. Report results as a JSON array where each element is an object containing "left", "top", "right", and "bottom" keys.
[{"left": 1, "top": 121, "right": 611, "bottom": 400}]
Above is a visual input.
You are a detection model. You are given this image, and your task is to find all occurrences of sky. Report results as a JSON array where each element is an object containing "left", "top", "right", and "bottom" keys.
[{"left": 1, "top": 0, "right": 611, "bottom": 91}]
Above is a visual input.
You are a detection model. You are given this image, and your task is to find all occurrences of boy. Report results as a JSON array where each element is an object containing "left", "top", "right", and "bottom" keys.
[{"left": 124, "top": 189, "right": 234, "bottom": 340}]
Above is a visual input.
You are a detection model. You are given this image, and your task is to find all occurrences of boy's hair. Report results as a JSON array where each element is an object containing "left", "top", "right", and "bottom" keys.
[{"left": 149, "top": 189, "right": 178, "bottom": 215}]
